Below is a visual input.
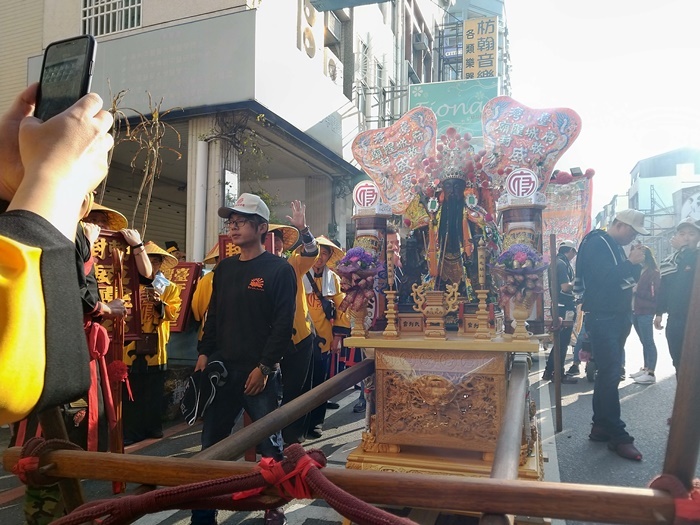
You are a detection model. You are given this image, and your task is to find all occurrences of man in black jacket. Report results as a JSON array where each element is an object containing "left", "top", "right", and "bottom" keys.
[
  {"left": 654, "top": 217, "right": 700, "bottom": 373},
  {"left": 543, "top": 240, "right": 578, "bottom": 383},
  {"left": 576, "top": 209, "right": 646, "bottom": 461}
]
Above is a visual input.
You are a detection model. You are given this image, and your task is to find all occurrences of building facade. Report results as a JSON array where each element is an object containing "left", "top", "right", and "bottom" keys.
[
  {"left": 628, "top": 147, "right": 700, "bottom": 259},
  {"left": 1, "top": 0, "right": 505, "bottom": 258}
]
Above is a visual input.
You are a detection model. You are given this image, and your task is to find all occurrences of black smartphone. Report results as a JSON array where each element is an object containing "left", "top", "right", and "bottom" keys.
[{"left": 34, "top": 35, "right": 97, "bottom": 121}]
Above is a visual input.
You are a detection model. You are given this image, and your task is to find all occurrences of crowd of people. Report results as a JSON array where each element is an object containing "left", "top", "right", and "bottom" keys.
[
  {"left": 543, "top": 208, "right": 699, "bottom": 462},
  {"left": 1, "top": 84, "right": 698, "bottom": 524},
  {"left": 0, "top": 85, "right": 385, "bottom": 525}
]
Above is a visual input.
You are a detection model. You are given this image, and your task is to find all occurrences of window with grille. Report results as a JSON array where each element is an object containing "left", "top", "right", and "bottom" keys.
[{"left": 82, "top": 0, "right": 142, "bottom": 37}]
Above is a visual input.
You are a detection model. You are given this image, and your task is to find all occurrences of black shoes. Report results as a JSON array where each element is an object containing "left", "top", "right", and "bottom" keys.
[
  {"left": 353, "top": 399, "right": 366, "bottom": 413},
  {"left": 608, "top": 441, "right": 642, "bottom": 461},
  {"left": 566, "top": 364, "right": 580, "bottom": 376},
  {"left": 264, "top": 508, "right": 287, "bottom": 525},
  {"left": 326, "top": 401, "right": 340, "bottom": 409},
  {"left": 306, "top": 428, "right": 323, "bottom": 439},
  {"left": 542, "top": 370, "right": 577, "bottom": 383}
]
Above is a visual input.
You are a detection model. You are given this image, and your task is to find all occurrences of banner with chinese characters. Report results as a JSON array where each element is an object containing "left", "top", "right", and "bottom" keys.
[
  {"left": 542, "top": 177, "right": 593, "bottom": 321},
  {"left": 91, "top": 231, "right": 141, "bottom": 341},
  {"left": 218, "top": 233, "right": 276, "bottom": 260},
  {"left": 543, "top": 177, "right": 593, "bottom": 249},
  {"left": 462, "top": 16, "right": 498, "bottom": 80},
  {"left": 351, "top": 106, "right": 438, "bottom": 214},
  {"left": 481, "top": 96, "right": 582, "bottom": 194},
  {"left": 218, "top": 234, "right": 242, "bottom": 260},
  {"left": 162, "top": 262, "right": 202, "bottom": 333}
]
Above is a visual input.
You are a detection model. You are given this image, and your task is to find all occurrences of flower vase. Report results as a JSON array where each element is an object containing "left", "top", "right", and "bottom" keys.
[
  {"left": 510, "top": 300, "right": 532, "bottom": 341},
  {"left": 351, "top": 305, "right": 369, "bottom": 338}
]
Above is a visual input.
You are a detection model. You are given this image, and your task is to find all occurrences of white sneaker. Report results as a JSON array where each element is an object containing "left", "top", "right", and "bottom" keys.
[
  {"left": 629, "top": 368, "right": 647, "bottom": 378},
  {"left": 634, "top": 372, "right": 656, "bottom": 384}
]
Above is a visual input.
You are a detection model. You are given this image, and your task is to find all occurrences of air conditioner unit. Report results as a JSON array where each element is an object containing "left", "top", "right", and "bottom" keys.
[
  {"left": 324, "top": 11, "right": 342, "bottom": 46},
  {"left": 324, "top": 48, "right": 344, "bottom": 86},
  {"left": 413, "top": 32, "right": 429, "bottom": 51}
]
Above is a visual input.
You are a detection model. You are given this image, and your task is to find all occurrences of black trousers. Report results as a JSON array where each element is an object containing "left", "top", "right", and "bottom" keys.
[
  {"left": 123, "top": 367, "right": 166, "bottom": 442},
  {"left": 279, "top": 335, "right": 313, "bottom": 444},
  {"left": 308, "top": 334, "right": 332, "bottom": 432}
]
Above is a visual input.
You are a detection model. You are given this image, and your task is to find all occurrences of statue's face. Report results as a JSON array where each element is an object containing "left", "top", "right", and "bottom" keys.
[{"left": 441, "top": 178, "right": 465, "bottom": 199}]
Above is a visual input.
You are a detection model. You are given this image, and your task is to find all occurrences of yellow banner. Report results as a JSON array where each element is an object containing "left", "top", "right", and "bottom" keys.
[{"left": 462, "top": 16, "right": 498, "bottom": 80}]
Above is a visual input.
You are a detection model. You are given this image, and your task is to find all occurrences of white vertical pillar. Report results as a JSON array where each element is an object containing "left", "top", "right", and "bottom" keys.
[{"left": 193, "top": 140, "right": 209, "bottom": 262}]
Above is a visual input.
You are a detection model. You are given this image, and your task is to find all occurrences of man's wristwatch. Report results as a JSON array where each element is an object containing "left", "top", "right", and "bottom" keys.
[{"left": 258, "top": 363, "right": 274, "bottom": 376}]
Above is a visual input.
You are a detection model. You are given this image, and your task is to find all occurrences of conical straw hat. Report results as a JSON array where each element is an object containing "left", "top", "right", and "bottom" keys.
[
  {"left": 268, "top": 224, "right": 300, "bottom": 251},
  {"left": 203, "top": 243, "right": 219, "bottom": 265},
  {"left": 316, "top": 235, "right": 345, "bottom": 268},
  {"left": 85, "top": 203, "right": 128, "bottom": 231},
  {"left": 144, "top": 241, "right": 178, "bottom": 272}
]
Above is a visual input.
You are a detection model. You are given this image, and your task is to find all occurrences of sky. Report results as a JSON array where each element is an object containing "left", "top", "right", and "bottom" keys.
[{"left": 504, "top": 0, "right": 700, "bottom": 213}]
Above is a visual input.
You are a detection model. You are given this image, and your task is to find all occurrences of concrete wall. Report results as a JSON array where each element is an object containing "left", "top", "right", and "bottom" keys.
[{"left": 0, "top": 1, "right": 43, "bottom": 113}]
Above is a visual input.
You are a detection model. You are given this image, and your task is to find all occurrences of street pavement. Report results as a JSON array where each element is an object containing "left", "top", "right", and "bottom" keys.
[{"left": 1, "top": 325, "right": 698, "bottom": 525}]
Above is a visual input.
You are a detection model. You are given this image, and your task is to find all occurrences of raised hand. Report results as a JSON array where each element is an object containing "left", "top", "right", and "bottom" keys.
[{"left": 286, "top": 200, "right": 307, "bottom": 231}]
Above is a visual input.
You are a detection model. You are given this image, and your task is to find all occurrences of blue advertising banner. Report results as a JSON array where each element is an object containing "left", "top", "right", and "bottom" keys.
[{"left": 408, "top": 77, "right": 499, "bottom": 139}]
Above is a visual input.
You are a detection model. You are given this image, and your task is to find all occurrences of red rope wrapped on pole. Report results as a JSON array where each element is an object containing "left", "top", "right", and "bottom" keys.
[
  {"left": 649, "top": 475, "right": 700, "bottom": 524},
  {"left": 19, "top": 443, "right": 417, "bottom": 525}
]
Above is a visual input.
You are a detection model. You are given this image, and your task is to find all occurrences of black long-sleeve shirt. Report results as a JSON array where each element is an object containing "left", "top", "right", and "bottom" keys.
[
  {"left": 577, "top": 230, "right": 641, "bottom": 315},
  {"left": 75, "top": 225, "right": 102, "bottom": 316},
  {"left": 198, "top": 251, "right": 297, "bottom": 369},
  {"left": 0, "top": 210, "right": 91, "bottom": 423}
]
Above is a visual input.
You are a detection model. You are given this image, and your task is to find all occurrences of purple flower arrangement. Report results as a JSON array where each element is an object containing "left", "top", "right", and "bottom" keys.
[
  {"left": 336, "top": 247, "right": 380, "bottom": 274},
  {"left": 336, "top": 247, "right": 383, "bottom": 313},
  {"left": 491, "top": 244, "right": 549, "bottom": 306}
]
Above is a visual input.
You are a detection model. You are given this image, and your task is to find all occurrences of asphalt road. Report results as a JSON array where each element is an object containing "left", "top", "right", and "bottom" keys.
[{"left": 1, "top": 325, "right": 697, "bottom": 525}]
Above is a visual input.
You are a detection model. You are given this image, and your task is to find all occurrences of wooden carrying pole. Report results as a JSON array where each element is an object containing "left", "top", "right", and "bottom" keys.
[
  {"left": 2, "top": 447, "right": 676, "bottom": 524},
  {"left": 123, "top": 358, "right": 375, "bottom": 499},
  {"left": 663, "top": 256, "right": 700, "bottom": 488},
  {"left": 549, "top": 234, "right": 563, "bottom": 433},
  {"left": 480, "top": 353, "right": 530, "bottom": 525}
]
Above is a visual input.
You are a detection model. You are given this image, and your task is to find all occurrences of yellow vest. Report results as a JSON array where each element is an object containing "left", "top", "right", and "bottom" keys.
[
  {"left": 286, "top": 247, "right": 317, "bottom": 345},
  {"left": 124, "top": 281, "right": 181, "bottom": 367},
  {"left": 306, "top": 270, "right": 350, "bottom": 352}
]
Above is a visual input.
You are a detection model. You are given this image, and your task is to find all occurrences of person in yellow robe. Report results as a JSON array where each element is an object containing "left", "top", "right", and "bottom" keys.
[
  {"left": 269, "top": 200, "right": 319, "bottom": 445},
  {"left": 304, "top": 236, "right": 350, "bottom": 437},
  {"left": 191, "top": 243, "right": 219, "bottom": 341},
  {"left": 123, "top": 242, "right": 181, "bottom": 444}
]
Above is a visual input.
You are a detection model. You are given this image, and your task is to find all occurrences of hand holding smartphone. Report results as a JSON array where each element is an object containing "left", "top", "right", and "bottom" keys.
[{"left": 34, "top": 35, "right": 97, "bottom": 122}]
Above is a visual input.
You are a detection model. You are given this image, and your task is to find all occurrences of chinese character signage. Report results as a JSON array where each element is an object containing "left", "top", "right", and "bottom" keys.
[
  {"left": 397, "top": 313, "right": 424, "bottom": 333},
  {"left": 162, "top": 262, "right": 202, "bottom": 333},
  {"left": 462, "top": 17, "right": 498, "bottom": 80},
  {"left": 91, "top": 231, "right": 141, "bottom": 341},
  {"left": 218, "top": 234, "right": 242, "bottom": 261},
  {"left": 408, "top": 77, "right": 499, "bottom": 139},
  {"left": 481, "top": 96, "right": 582, "bottom": 194},
  {"left": 352, "top": 106, "right": 438, "bottom": 214},
  {"left": 353, "top": 181, "right": 380, "bottom": 208},
  {"left": 352, "top": 181, "right": 392, "bottom": 217},
  {"left": 506, "top": 168, "right": 538, "bottom": 198}
]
